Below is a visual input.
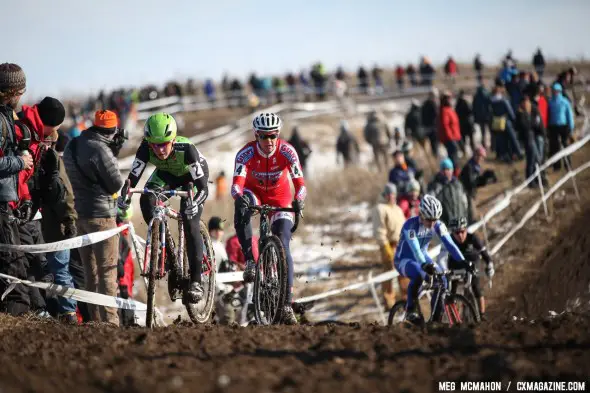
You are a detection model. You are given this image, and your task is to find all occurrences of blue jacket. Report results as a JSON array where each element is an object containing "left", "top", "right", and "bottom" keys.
[
  {"left": 548, "top": 93, "right": 574, "bottom": 131},
  {"left": 388, "top": 165, "right": 416, "bottom": 193},
  {"left": 394, "top": 216, "right": 464, "bottom": 265}
]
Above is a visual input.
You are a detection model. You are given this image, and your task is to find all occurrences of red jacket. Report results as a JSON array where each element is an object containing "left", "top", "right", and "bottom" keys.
[
  {"left": 398, "top": 195, "right": 420, "bottom": 219},
  {"left": 537, "top": 95, "right": 549, "bottom": 128},
  {"left": 438, "top": 106, "right": 461, "bottom": 144},
  {"left": 118, "top": 224, "right": 134, "bottom": 294},
  {"left": 10, "top": 105, "right": 47, "bottom": 209},
  {"left": 395, "top": 66, "right": 405, "bottom": 79},
  {"left": 226, "top": 235, "right": 259, "bottom": 270}
]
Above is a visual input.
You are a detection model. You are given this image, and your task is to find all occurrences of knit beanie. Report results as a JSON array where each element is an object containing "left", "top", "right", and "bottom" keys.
[
  {"left": 37, "top": 97, "right": 66, "bottom": 127},
  {"left": 0, "top": 63, "right": 26, "bottom": 93},
  {"left": 94, "top": 110, "right": 118, "bottom": 133}
]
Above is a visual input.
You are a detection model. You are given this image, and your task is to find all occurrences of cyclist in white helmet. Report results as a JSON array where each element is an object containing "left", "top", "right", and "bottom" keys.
[
  {"left": 231, "top": 112, "right": 307, "bottom": 324},
  {"left": 393, "top": 194, "right": 467, "bottom": 323}
]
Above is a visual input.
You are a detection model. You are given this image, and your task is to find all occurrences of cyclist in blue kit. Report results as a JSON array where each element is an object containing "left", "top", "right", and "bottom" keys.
[{"left": 394, "top": 194, "right": 467, "bottom": 323}]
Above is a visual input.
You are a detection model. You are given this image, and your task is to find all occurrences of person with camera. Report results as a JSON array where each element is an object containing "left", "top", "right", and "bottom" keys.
[
  {"left": 0, "top": 63, "right": 33, "bottom": 315},
  {"left": 63, "top": 110, "right": 125, "bottom": 326},
  {"left": 13, "top": 96, "right": 73, "bottom": 319}
]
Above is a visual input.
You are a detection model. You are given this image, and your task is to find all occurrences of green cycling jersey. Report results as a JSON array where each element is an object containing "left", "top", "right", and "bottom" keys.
[{"left": 127, "top": 136, "right": 209, "bottom": 205}]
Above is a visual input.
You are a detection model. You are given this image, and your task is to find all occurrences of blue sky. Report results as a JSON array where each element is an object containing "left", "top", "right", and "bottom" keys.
[{"left": 3, "top": 0, "right": 589, "bottom": 98}]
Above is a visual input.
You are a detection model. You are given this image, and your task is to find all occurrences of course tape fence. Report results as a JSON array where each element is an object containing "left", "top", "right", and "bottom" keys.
[{"left": 0, "top": 105, "right": 587, "bottom": 325}]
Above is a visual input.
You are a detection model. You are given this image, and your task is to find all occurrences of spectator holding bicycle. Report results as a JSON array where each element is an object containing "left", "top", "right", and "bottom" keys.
[
  {"left": 63, "top": 110, "right": 124, "bottom": 326},
  {"left": 372, "top": 183, "right": 407, "bottom": 309},
  {"left": 117, "top": 113, "right": 209, "bottom": 306},
  {"left": 231, "top": 112, "right": 306, "bottom": 325},
  {"left": 446, "top": 217, "right": 494, "bottom": 321}
]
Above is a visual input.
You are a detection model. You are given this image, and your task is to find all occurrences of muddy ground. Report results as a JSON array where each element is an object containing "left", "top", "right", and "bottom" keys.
[{"left": 2, "top": 163, "right": 590, "bottom": 392}]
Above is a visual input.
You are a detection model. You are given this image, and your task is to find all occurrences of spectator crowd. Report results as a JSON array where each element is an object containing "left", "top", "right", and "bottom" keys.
[{"left": 0, "top": 46, "right": 584, "bottom": 325}]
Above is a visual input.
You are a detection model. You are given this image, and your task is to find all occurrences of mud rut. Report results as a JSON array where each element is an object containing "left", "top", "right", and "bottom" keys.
[{"left": 3, "top": 146, "right": 590, "bottom": 393}]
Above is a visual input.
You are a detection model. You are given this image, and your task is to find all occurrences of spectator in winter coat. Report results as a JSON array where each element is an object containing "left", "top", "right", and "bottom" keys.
[
  {"left": 363, "top": 111, "right": 391, "bottom": 171},
  {"left": 371, "top": 183, "right": 408, "bottom": 309},
  {"left": 444, "top": 57, "right": 458, "bottom": 82},
  {"left": 459, "top": 147, "right": 497, "bottom": 223},
  {"left": 388, "top": 150, "right": 416, "bottom": 194},
  {"left": 473, "top": 54, "right": 484, "bottom": 83},
  {"left": 419, "top": 57, "right": 435, "bottom": 86},
  {"left": 421, "top": 89, "right": 439, "bottom": 158},
  {"left": 516, "top": 95, "right": 546, "bottom": 181},
  {"left": 288, "top": 127, "right": 312, "bottom": 175},
  {"left": 530, "top": 84, "right": 549, "bottom": 163},
  {"left": 225, "top": 232, "right": 259, "bottom": 324},
  {"left": 472, "top": 86, "right": 492, "bottom": 149},
  {"left": 63, "top": 110, "right": 124, "bottom": 326},
  {"left": 406, "top": 64, "right": 417, "bottom": 87},
  {"left": 548, "top": 83, "right": 575, "bottom": 171},
  {"left": 404, "top": 99, "right": 423, "bottom": 145},
  {"left": 398, "top": 179, "right": 421, "bottom": 219},
  {"left": 0, "top": 63, "right": 33, "bottom": 316},
  {"left": 357, "top": 66, "right": 368, "bottom": 94},
  {"left": 532, "top": 48, "right": 546, "bottom": 79},
  {"left": 455, "top": 90, "right": 475, "bottom": 155},
  {"left": 336, "top": 120, "right": 360, "bottom": 166},
  {"left": 427, "top": 158, "right": 469, "bottom": 225},
  {"left": 17, "top": 97, "right": 80, "bottom": 323},
  {"left": 490, "top": 84, "right": 523, "bottom": 163},
  {"left": 438, "top": 92, "right": 462, "bottom": 172},
  {"left": 395, "top": 65, "right": 405, "bottom": 90}
]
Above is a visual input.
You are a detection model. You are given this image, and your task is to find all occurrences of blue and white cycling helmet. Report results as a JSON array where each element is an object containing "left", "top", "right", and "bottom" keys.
[
  {"left": 253, "top": 112, "right": 282, "bottom": 133},
  {"left": 419, "top": 194, "right": 443, "bottom": 220}
]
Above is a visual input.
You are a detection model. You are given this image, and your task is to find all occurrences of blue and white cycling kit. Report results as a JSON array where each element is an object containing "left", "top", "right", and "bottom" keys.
[{"left": 394, "top": 216, "right": 465, "bottom": 310}]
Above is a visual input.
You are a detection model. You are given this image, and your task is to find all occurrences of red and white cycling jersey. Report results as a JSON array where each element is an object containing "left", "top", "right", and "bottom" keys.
[{"left": 231, "top": 139, "right": 306, "bottom": 207}]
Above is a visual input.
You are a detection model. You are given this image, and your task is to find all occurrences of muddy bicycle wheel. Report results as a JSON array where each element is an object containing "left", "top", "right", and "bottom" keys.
[
  {"left": 443, "top": 294, "right": 479, "bottom": 325},
  {"left": 387, "top": 301, "right": 408, "bottom": 325},
  {"left": 254, "top": 235, "right": 288, "bottom": 325},
  {"left": 185, "top": 220, "right": 217, "bottom": 324},
  {"left": 146, "top": 218, "right": 161, "bottom": 329}
]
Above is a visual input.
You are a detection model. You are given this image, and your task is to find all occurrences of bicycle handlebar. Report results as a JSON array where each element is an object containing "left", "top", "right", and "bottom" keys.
[
  {"left": 246, "top": 204, "right": 302, "bottom": 233},
  {"left": 129, "top": 187, "right": 190, "bottom": 198}
]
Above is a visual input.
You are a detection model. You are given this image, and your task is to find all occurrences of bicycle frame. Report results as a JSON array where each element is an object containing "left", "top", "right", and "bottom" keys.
[
  {"left": 128, "top": 186, "right": 191, "bottom": 279},
  {"left": 423, "top": 271, "right": 464, "bottom": 325}
]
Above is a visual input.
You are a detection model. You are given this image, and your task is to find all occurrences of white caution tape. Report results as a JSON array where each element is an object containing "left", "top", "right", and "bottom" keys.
[
  {"left": 0, "top": 273, "right": 147, "bottom": 311},
  {"left": 0, "top": 224, "right": 129, "bottom": 254}
]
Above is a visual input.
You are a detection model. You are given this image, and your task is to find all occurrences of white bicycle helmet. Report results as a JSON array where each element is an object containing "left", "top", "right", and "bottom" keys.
[
  {"left": 252, "top": 112, "right": 282, "bottom": 133},
  {"left": 419, "top": 194, "right": 443, "bottom": 220}
]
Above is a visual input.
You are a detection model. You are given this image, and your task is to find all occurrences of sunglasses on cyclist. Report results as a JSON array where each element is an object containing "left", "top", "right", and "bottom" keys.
[
  {"left": 257, "top": 133, "right": 279, "bottom": 140},
  {"left": 454, "top": 229, "right": 467, "bottom": 235}
]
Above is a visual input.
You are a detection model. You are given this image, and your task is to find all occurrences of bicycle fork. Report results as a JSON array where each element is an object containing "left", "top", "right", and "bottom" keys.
[{"left": 142, "top": 218, "right": 168, "bottom": 279}]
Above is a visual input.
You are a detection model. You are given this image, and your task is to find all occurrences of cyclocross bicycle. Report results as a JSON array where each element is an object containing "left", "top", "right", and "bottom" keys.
[
  {"left": 447, "top": 267, "right": 482, "bottom": 322},
  {"left": 388, "top": 269, "right": 478, "bottom": 326},
  {"left": 245, "top": 204, "right": 301, "bottom": 325},
  {"left": 128, "top": 183, "right": 216, "bottom": 328}
]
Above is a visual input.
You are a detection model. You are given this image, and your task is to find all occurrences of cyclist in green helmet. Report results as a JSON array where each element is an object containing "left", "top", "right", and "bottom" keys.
[{"left": 117, "top": 112, "right": 209, "bottom": 303}]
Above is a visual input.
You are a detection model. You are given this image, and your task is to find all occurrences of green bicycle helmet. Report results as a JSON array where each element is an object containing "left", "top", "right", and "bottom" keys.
[{"left": 144, "top": 113, "right": 177, "bottom": 144}]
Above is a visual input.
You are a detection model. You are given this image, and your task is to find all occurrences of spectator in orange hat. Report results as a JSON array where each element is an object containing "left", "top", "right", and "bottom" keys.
[{"left": 63, "top": 109, "right": 124, "bottom": 326}]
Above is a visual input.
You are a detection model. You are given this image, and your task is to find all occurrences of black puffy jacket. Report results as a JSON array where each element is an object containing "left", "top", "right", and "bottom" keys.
[{"left": 63, "top": 127, "right": 123, "bottom": 218}]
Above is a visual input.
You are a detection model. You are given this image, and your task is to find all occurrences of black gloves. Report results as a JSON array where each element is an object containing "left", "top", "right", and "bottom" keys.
[
  {"left": 293, "top": 199, "right": 305, "bottom": 212},
  {"left": 422, "top": 263, "right": 435, "bottom": 276},
  {"left": 63, "top": 220, "right": 77, "bottom": 239},
  {"left": 16, "top": 200, "right": 33, "bottom": 222}
]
